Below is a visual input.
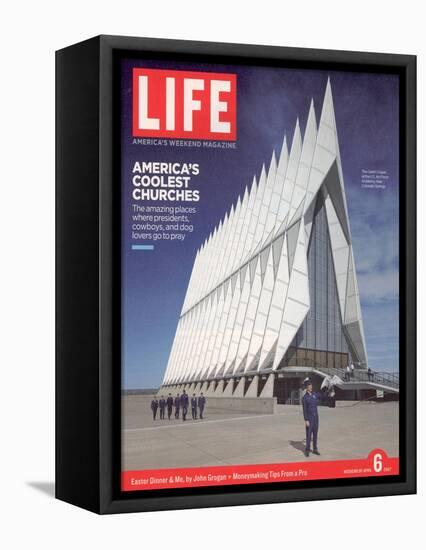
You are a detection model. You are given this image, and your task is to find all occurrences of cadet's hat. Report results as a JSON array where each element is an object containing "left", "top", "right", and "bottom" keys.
[{"left": 303, "top": 378, "right": 312, "bottom": 388}]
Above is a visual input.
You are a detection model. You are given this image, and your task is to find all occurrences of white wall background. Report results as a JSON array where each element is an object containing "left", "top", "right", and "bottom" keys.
[{"left": 0, "top": 1, "right": 423, "bottom": 548}]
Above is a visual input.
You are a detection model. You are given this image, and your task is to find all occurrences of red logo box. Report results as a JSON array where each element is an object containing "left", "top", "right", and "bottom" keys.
[{"left": 132, "top": 68, "right": 237, "bottom": 140}]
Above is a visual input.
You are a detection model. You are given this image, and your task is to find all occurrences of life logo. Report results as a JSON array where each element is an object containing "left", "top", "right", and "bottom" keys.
[{"left": 132, "top": 68, "right": 237, "bottom": 140}]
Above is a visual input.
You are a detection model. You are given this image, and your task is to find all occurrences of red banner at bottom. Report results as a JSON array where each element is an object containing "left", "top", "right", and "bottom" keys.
[{"left": 122, "top": 449, "right": 399, "bottom": 491}]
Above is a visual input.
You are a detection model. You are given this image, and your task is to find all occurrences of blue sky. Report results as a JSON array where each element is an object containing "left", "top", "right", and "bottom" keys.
[
  {"left": 347, "top": 185, "right": 399, "bottom": 372},
  {"left": 120, "top": 59, "right": 400, "bottom": 389}
]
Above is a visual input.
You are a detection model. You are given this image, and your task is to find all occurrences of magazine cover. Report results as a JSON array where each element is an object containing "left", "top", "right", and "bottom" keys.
[{"left": 120, "top": 57, "right": 400, "bottom": 492}]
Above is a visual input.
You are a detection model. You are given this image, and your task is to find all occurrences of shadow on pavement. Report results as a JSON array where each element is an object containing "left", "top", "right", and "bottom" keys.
[{"left": 289, "top": 440, "right": 306, "bottom": 455}]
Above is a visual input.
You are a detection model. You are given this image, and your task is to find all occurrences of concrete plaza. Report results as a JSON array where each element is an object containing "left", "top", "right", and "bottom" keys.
[{"left": 122, "top": 395, "right": 399, "bottom": 471}]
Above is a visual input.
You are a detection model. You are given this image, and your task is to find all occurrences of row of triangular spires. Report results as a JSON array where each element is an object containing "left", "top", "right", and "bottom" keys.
[{"left": 162, "top": 79, "right": 367, "bottom": 386}]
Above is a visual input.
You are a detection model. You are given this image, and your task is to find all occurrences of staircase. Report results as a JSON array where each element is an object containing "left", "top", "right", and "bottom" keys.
[
  {"left": 317, "top": 366, "right": 399, "bottom": 392},
  {"left": 281, "top": 361, "right": 399, "bottom": 394}
]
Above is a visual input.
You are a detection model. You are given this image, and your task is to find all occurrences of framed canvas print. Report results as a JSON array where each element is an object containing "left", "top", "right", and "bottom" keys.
[{"left": 56, "top": 35, "right": 416, "bottom": 514}]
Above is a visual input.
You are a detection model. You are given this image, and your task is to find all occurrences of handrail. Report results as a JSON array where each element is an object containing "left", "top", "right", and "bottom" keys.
[{"left": 283, "top": 359, "right": 399, "bottom": 388}]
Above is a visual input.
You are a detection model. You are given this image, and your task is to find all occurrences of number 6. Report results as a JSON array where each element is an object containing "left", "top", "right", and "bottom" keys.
[{"left": 373, "top": 453, "right": 383, "bottom": 472}]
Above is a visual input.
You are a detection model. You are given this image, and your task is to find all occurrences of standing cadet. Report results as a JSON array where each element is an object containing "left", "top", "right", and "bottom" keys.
[
  {"left": 191, "top": 394, "right": 198, "bottom": 420},
  {"left": 159, "top": 395, "right": 166, "bottom": 420},
  {"left": 198, "top": 392, "right": 206, "bottom": 419},
  {"left": 166, "top": 393, "right": 174, "bottom": 420},
  {"left": 150, "top": 396, "right": 159, "bottom": 421},
  {"left": 174, "top": 393, "right": 180, "bottom": 419},
  {"left": 345, "top": 364, "right": 351, "bottom": 381},
  {"left": 302, "top": 379, "right": 326, "bottom": 457},
  {"left": 180, "top": 390, "right": 189, "bottom": 421}
]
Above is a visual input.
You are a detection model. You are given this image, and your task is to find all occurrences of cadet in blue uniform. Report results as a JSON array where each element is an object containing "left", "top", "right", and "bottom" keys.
[
  {"left": 150, "top": 397, "right": 159, "bottom": 421},
  {"left": 191, "top": 394, "right": 198, "bottom": 419},
  {"left": 174, "top": 393, "right": 180, "bottom": 419},
  {"left": 166, "top": 393, "right": 174, "bottom": 420},
  {"left": 180, "top": 390, "right": 189, "bottom": 421},
  {"left": 198, "top": 393, "right": 206, "bottom": 419},
  {"left": 159, "top": 396, "right": 166, "bottom": 420},
  {"left": 302, "top": 379, "right": 325, "bottom": 457}
]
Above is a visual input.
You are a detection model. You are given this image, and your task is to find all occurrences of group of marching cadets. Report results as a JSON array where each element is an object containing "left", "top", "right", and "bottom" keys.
[{"left": 150, "top": 389, "right": 206, "bottom": 421}]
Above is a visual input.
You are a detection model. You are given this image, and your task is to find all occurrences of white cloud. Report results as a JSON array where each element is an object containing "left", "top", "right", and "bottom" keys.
[
  {"left": 346, "top": 184, "right": 399, "bottom": 304},
  {"left": 358, "top": 269, "right": 399, "bottom": 303}
]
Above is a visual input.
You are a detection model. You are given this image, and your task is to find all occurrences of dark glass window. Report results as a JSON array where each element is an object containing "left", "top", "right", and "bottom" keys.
[{"left": 285, "top": 192, "right": 353, "bottom": 369}]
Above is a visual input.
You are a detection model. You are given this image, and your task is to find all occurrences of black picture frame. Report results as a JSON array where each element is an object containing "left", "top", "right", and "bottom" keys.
[{"left": 56, "top": 35, "right": 416, "bottom": 514}]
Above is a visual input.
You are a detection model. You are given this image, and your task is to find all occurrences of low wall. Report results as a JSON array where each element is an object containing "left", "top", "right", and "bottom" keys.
[{"left": 206, "top": 396, "right": 276, "bottom": 414}]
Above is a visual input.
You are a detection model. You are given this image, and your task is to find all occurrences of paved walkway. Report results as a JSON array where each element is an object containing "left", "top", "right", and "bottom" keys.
[{"left": 122, "top": 396, "right": 399, "bottom": 470}]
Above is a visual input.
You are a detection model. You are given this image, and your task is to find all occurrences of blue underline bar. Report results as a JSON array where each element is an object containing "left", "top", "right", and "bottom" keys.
[{"left": 131, "top": 244, "right": 154, "bottom": 250}]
